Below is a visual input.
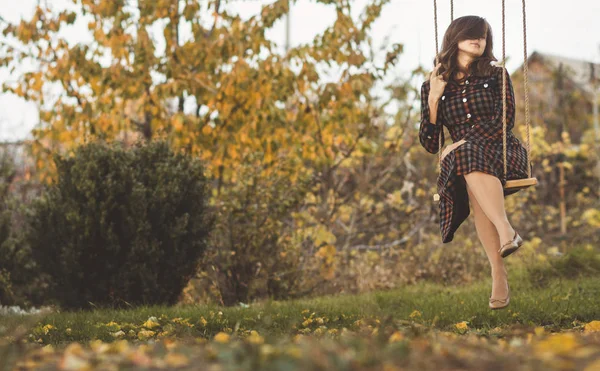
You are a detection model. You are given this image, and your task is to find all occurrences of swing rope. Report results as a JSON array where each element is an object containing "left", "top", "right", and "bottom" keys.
[
  {"left": 433, "top": 0, "right": 454, "bottom": 170},
  {"left": 502, "top": 0, "right": 535, "bottom": 181},
  {"left": 502, "top": 0, "right": 507, "bottom": 178},
  {"left": 521, "top": 0, "right": 532, "bottom": 179}
]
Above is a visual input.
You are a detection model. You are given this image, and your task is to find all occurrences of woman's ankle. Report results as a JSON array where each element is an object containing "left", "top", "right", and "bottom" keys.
[{"left": 491, "top": 265, "right": 507, "bottom": 277}]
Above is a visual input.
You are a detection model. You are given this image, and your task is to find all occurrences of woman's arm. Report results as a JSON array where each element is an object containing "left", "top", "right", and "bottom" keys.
[
  {"left": 418, "top": 81, "right": 445, "bottom": 154},
  {"left": 462, "top": 66, "right": 515, "bottom": 143}
]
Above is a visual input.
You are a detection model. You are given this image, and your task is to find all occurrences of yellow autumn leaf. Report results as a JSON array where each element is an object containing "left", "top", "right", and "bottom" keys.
[
  {"left": 42, "top": 324, "right": 55, "bottom": 335},
  {"left": 313, "top": 225, "right": 336, "bottom": 246},
  {"left": 409, "top": 310, "right": 422, "bottom": 319},
  {"left": 389, "top": 331, "right": 404, "bottom": 343},
  {"left": 315, "top": 245, "right": 336, "bottom": 262},
  {"left": 214, "top": 332, "right": 230, "bottom": 343},
  {"left": 584, "top": 359, "right": 600, "bottom": 371},
  {"left": 137, "top": 330, "right": 156, "bottom": 340},
  {"left": 142, "top": 317, "right": 160, "bottom": 329},
  {"left": 164, "top": 353, "right": 190, "bottom": 367},
  {"left": 534, "top": 333, "right": 579, "bottom": 357},
  {"left": 584, "top": 320, "right": 600, "bottom": 333},
  {"left": 247, "top": 330, "right": 264, "bottom": 345},
  {"left": 455, "top": 321, "right": 468, "bottom": 331}
]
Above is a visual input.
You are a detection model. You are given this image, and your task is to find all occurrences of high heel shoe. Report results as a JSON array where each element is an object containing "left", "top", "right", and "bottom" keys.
[
  {"left": 498, "top": 230, "right": 523, "bottom": 258},
  {"left": 489, "top": 282, "right": 510, "bottom": 310}
]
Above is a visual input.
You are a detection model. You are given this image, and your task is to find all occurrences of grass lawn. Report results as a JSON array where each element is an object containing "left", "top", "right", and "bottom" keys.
[{"left": 1, "top": 261, "right": 599, "bottom": 370}]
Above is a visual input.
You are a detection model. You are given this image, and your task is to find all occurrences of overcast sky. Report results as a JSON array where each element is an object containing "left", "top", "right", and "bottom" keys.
[{"left": 0, "top": 0, "right": 598, "bottom": 141}]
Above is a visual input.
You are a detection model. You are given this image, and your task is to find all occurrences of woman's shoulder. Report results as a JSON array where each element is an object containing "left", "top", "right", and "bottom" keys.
[{"left": 487, "top": 65, "right": 510, "bottom": 79}]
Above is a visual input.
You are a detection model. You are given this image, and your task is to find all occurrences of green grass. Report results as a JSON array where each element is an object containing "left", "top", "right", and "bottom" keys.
[{"left": 1, "top": 264, "right": 598, "bottom": 346}]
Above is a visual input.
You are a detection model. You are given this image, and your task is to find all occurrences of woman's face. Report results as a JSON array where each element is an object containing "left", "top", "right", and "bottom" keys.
[{"left": 457, "top": 35, "right": 487, "bottom": 58}]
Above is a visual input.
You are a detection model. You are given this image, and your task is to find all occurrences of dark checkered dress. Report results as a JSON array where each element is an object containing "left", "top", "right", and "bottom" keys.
[{"left": 419, "top": 66, "right": 531, "bottom": 243}]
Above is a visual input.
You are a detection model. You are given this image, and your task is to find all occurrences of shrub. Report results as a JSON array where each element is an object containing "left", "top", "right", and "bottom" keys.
[
  {"left": 191, "top": 151, "right": 314, "bottom": 306},
  {"left": 0, "top": 150, "right": 46, "bottom": 307},
  {"left": 26, "top": 140, "right": 214, "bottom": 310},
  {"left": 527, "top": 245, "right": 600, "bottom": 288}
]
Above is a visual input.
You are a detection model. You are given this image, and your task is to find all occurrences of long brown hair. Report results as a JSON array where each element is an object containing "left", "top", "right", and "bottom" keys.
[{"left": 434, "top": 16, "right": 498, "bottom": 85}]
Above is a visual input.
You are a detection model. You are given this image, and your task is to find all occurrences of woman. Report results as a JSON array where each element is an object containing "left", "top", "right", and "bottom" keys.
[{"left": 418, "top": 15, "right": 529, "bottom": 309}]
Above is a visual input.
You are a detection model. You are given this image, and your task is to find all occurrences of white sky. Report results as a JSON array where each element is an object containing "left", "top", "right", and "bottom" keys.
[{"left": 0, "top": 0, "right": 598, "bottom": 141}]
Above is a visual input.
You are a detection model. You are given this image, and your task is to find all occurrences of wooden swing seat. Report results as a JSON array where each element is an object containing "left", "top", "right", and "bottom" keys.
[
  {"left": 432, "top": 176, "right": 538, "bottom": 201},
  {"left": 504, "top": 177, "right": 538, "bottom": 190}
]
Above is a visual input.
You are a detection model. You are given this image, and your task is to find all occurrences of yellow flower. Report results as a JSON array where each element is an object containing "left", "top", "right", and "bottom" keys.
[
  {"left": 199, "top": 316, "right": 208, "bottom": 327},
  {"left": 584, "top": 321, "right": 600, "bottom": 333},
  {"left": 455, "top": 321, "right": 469, "bottom": 331},
  {"left": 389, "top": 331, "right": 404, "bottom": 343},
  {"left": 214, "top": 332, "right": 230, "bottom": 343}
]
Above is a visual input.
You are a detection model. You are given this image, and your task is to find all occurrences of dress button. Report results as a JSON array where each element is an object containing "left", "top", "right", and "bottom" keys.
[
  {"left": 471, "top": 125, "right": 474, "bottom": 128},
  {"left": 462, "top": 98, "right": 467, "bottom": 102},
  {"left": 427, "top": 135, "right": 432, "bottom": 139},
  {"left": 467, "top": 113, "right": 472, "bottom": 118},
  {"left": 441, "top": 95, "right": 445, "bottom": 100},
  {"left": 465, "top": 80, "right": 469, "bottom": 85},
  {"left": 484, "top": 83, "right": 489, "bottom": 88},
  {"left": 462, "top": 89, "right": 466, "bottom": 93}
]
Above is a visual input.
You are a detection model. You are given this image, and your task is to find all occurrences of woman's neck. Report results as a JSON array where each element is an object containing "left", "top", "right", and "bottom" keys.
[{"left": 456, "top": 52, "right": 474, "bottom": 79}]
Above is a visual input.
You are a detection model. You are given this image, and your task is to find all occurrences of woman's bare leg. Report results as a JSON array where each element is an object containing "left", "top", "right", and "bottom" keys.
[
  {"left": 462, "top": 171, "right": 516, "bottom": 247},
  {"left": 466, "top": 182, "right": 508, "bottom": 299}
]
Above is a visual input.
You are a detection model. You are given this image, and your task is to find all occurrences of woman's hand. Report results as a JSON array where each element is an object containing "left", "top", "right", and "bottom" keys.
[
  {"left": 428, "top": 63, "right": 447, "bottom": 102},
  {"left": 441, "top": 139, "right": 467, "bottom": 161}
]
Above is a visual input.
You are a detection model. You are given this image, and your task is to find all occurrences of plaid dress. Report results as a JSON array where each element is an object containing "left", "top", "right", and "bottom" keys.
[{"left": 419, "top": 66, "right": 531, "bottom": 243}]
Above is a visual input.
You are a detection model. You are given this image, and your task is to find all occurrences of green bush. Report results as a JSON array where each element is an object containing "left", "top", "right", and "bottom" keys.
[
  {"left": 26, "top": 140, "right": 214, "bottom": 310},
  {"left": 193, "top": 151, "right": 313, "bottom": 306},
  {"left": 527, "top": 245, "right": 600, "bottom": 287},
  {"left": 0, "top": 151, "right": 45, "bottom": 307}
]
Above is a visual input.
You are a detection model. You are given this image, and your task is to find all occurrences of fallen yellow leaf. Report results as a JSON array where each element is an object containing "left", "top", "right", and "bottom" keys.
[
  {"left": 584, "top": 320, "right": 600, "bottom": 333},
  {"left": 389, "top": 331, "right": 404, "bottom": 343},
  {"left": 142, "top": 317, "right": 161, "bottom": 329},
  {"left": 455, "top": 321, "right": 468, "bottom": 331},
  {"left": 137, "top": 330, "right": 156, "bottom": 340},
  {"left": 165, "top": 353, "right": 190, "bottom": 367},
  {"left": 534, "top": 333, "right": 579, "bottom": 357},
  {"left": 214, "top": 332, "right": 230, "bottom": 343}
]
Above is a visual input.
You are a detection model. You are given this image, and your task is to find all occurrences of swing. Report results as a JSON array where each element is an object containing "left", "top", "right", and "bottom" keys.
[{"left": 431, "top": 0, "right": 538, "bottom": 202}]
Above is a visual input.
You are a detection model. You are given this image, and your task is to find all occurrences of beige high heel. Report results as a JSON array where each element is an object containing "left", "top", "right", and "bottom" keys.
[
  {"left": 489, "top": 282, "right": 510, "bottom": 310},
  {"left": 498, "top": 230, "right": 523, "bottom": 258}
]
